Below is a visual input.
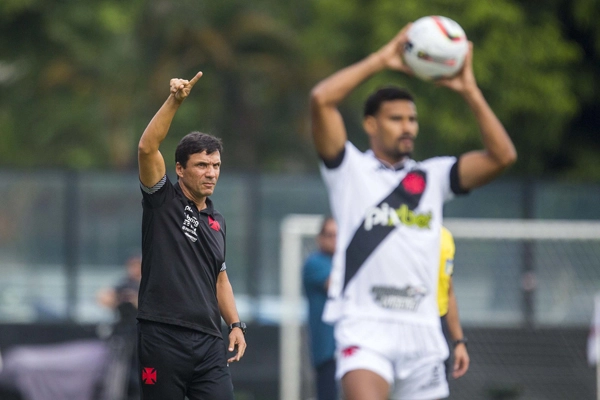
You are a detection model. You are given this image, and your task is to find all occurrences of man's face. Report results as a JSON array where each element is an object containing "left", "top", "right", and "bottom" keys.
[
  {"left": 318, "top": 220, "right": 337, "bottom": 255},
  {"left": 127, "top": 256, "right": 142, "bottom": 281},
  {"left": 176, "top": 150, "right": 221, "bottom": 198},
  {"left": 365, "top": 99, "right": 418, "bottom": 164}
]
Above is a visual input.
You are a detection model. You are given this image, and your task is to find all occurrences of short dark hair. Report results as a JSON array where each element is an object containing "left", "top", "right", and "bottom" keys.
[
  {"left": 363, "top": 86, "right": 415, "bottom": 117},
  {"left": 175, "top": 132, "right": 223, "bottom": 167}
]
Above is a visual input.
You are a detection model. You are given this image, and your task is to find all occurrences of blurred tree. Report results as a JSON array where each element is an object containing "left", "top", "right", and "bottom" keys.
[
  {"left": 541, "top": 0, "right": 600, "bottom": 180},
  {"left": 0, "top": 0, "right": 146, "bottom": 169},
  {"left": 134, "top": 0, "right": 309, "bottom": 171},
  {"left": 0, "top": 0, "right": 597, "bottom": 179}
]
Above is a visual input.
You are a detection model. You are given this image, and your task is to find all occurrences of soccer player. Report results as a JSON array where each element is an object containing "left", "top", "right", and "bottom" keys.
[
  {"left": 302, "top": 217, "right": 338, "bottom": 400},
  {"left": 137, "top": 72, "right": 246, "bottom": 400},
  {"left": 438, "top": 227, "right": 469, "bottom": 380},
  {"left": 310, "top": 22, "right": 516, "bottom": 400}
]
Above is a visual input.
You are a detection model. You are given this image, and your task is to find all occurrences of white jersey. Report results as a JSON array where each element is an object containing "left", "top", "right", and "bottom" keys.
[{"left": 321, "top": 142, "right": 459, "bottom": 328}]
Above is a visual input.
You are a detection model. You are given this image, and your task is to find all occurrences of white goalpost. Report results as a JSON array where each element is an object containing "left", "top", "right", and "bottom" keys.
[
  {"left": 279, "top": 214, "right": 324, "bottom": 400},
  {"left": 279, "top": 215, "right": 600, "bottom": 400}
]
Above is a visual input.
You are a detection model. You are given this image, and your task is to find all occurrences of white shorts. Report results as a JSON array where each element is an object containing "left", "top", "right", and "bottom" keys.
[{"left": 335, "top": 318, "right": 449, "bottom": 400}]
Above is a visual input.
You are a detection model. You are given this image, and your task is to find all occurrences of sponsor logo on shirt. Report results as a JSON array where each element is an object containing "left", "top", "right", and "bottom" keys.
[
  {"left": 371, "top": 285, "right": 427, "bottom": 311},
  {"left": 364, "top": 203, "right": 432, "bottom": 231},
  {"left": 182, "top": 205, "right": 199, "bottom": 242}
]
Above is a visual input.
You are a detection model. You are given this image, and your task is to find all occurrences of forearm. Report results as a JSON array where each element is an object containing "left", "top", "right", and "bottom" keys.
[
  {"left": 217, "top": 275, "right": 241, "bottom": 325},
  {"left": 446, "top": 291, "right": 464, "bottom": 341},
  {"left": 462, "top": 87, "right": 517, "bottom": 167},
  {"left": 139, "top": 94, "right": 182, "bottom": 154},
  {"left": 311, "top": 53, "right": 385, "bottom": 107}
]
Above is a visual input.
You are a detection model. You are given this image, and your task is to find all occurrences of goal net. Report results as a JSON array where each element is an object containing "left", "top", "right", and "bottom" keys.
[{"left": 279, "top": 214, "right": 600, "bottom": 400}]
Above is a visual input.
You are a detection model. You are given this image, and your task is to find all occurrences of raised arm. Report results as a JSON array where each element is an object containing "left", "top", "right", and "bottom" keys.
[
  {"left": 437, "top": 44, "right": 517, "bottom": 190},
  {"left": 310, "top": 25, "right": 413, "bottom": 160},
  {"left": 138, "top": 72, "right": 203, "bottom": 187}
]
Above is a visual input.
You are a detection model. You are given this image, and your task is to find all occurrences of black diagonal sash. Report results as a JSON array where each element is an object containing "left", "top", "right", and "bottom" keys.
[{"left": 343, "top": 170, "right": 427, "bottom": 291}]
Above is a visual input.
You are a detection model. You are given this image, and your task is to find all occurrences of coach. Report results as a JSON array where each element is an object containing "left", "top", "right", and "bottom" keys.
[{"left": 136, "top": 71, "right": 246, "bottom": 400}]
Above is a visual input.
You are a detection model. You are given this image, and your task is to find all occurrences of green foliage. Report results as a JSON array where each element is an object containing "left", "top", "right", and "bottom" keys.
[{"left": 0, "top": 0, "right": 597, "bottom": 178}]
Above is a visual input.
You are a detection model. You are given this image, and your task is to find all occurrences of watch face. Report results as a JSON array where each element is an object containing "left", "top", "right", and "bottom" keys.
[{"left": 230, "top": 322, "right": 246, "bottom": 334}]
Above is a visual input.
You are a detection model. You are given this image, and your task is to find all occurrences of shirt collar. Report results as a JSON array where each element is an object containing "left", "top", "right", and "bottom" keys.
[
  {"left": 365, "top": 149, "right": 412, "bottom": 171},
  {"left": 174, "top": 181, "right": 214, "bottom": 214}
]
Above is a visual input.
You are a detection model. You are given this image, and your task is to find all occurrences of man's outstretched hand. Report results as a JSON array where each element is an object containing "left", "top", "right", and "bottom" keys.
[{"left": 170, "top": 71, "right": 203, "bottom": 103}]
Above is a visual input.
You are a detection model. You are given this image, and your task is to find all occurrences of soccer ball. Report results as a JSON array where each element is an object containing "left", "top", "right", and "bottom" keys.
[{"left": 403, "top": 16, "right": 469, "bottom": 80}]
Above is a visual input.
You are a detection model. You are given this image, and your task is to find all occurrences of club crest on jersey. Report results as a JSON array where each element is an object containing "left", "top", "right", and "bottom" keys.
[
  {"left": 182, "top": 205, "right": 199, "bottom": 242},
  {"left": 208, "top": 215, "right": 221, "bottom": 231},
  {"left": 364, "top": 203, "right": 431, "bottom": 231},
  {"left": 402, "top": 171, "right": 426, "bottom": 195},
  {"left": 371, "top": 285, "right": 427, "bottom": 311},
  {"left": 142, "top": 367, "right": 157, "bottom": 384}
]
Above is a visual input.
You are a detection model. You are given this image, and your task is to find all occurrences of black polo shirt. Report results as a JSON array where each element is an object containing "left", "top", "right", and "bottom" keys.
[{"left": 137, "top": 175, "right": 226, "bottom": 338}]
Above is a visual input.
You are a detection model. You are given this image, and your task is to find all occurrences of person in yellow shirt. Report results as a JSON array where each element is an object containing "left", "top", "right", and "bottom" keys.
[{"left": 438, "top": 226, "right": 470, "bottom": 379}]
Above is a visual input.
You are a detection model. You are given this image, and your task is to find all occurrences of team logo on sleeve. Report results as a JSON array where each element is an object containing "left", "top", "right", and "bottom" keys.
[{"left": 344, "top": 170, "right": 429, "bottom": 290}]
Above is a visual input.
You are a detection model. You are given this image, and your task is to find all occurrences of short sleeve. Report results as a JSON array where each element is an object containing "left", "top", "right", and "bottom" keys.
[{"left": 140, "top": 175, "right": 173, "bottom": 208}]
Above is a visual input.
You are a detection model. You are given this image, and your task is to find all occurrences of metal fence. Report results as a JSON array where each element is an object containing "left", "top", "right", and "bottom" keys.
[{"left": 1, "top": 170, "right": 600, "bottom": 328}]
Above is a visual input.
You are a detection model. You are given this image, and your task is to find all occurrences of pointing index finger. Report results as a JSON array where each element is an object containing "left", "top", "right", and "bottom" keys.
[{"left": 188, "top": 71, "right": 203, "bottom": 87}]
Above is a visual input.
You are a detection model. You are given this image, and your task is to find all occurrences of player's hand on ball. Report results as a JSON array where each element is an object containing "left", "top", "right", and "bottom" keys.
[
  {"left": 377, "top": 23, "right": 414, "bottom": 74},
  {"left": 435, "top": 42, "right": 478, "bottom": 95},
  {"left": 170, "top": 71, "right": 203, "bottom": 102}
]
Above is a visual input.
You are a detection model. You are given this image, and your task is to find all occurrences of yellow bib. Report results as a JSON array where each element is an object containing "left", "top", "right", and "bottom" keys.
[{"left": 437, "top": 226, "right": 455, "bottom": 316}]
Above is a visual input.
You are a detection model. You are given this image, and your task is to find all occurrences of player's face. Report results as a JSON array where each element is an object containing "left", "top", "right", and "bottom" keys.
[
  {"left": 366, "top": 100, "right": 418, "bottom": 164},
  {"left": 176, "top": 151, "right": 221, "bottom": 198}
]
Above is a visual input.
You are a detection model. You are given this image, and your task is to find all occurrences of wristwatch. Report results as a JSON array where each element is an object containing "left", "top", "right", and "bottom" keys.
[
  {"left": 229, "top": 321, "right": 247, "bottom": 335},
  {"left": 453, "top": 337, "right": 468, "bottom": 348}
]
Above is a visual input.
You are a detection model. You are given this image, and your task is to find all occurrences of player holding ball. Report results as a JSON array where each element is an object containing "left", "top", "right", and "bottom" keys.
[{"left": 310, "top": 20, "right": 516, "bottom": 400}]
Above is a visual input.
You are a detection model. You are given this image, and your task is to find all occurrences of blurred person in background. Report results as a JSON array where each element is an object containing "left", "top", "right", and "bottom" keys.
[
  {"left": 96, "top": 254, "right": 142, "bottom": 400},
  {"left": 438, "top": 227, "right": 469, "bottom": 380},
  {"left": 309, "top": 22, "right": 516, "bottom": 400},
  {"left": 136, "top": 71, "right": 246, "bottom": 400},
  {"left": 97, "top": 254, "right": 142, "bottom": 330},
  {"left": 303, "top": 217, "right": 338, "bottom": 400}
]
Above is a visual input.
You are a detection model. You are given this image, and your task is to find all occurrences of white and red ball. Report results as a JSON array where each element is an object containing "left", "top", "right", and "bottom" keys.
[{"left": 403, "top": 16, "right": 469, "bottom": 80}]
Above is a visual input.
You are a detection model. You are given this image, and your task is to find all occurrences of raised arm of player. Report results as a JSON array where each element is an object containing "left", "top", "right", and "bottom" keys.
[
  {"left": 437, "top": 44, "right": 517, "bottom": 190},
  {"left": 310, "top": 25, "right": 413, "bottom": 161},
  {"left": 138, "top": 72, "right": 203, "bottom": 187},
  {"left": 216, "top": 271, "right": 247, "bottom": 363}
]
